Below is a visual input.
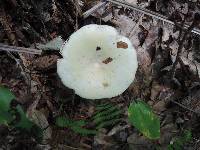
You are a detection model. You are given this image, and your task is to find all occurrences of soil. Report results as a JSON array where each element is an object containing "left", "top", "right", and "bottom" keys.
[{"left": 1, "top": 0, "right": 200, "bottom": 150}]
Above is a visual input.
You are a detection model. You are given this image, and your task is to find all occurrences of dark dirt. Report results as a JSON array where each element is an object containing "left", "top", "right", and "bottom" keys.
[{"left": 1, "top": 0, "right": 200, "bottom": 150}]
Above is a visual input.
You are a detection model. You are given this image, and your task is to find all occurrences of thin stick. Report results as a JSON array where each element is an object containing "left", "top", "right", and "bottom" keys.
[
  {"left": 82, "top": 1, "right": 108, "bottom": 19},
  {"left": 0, "top": 43, "right": 42, "bottom": 55},
  {"left": 82, "top": 0, "right": 200, "bottom": 35},
  {"left": 170, "top": 99, "right": 200, "bottom": 115},
  {"left": 6, "top": 51, "right": 31, "bottom": 90}
]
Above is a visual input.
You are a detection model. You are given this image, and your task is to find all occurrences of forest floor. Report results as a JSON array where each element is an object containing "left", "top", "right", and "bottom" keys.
[{"left": 1, "top": 0, "right": 200, "bottom": 150}]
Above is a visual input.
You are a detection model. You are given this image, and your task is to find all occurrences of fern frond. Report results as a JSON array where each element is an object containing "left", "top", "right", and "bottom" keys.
[
  {"left": 96, "top": 118, "right": 121, "bottom": 129},
  {"left": 92, "top": 103, "right": 123, "bottom": 129},
  {"left": 167, "top": 130, "right": 192, "bottom": 150},
  {"left": 96, "top": 103, "right": 113, "bottom": 111},
  {"left": 93, "top": 110, "right": 123, "bottom": 124},
  {"left": 56, "top": 116, "right": 97, "bottom": 135},
  {"left": 56, "top": 102, "right": 124, "bottom": 135},
  {"left": 93, "top": 105, "right": 120, "bottom": 119},
  {"left": 56, "top": 116, "right": 86, "bottom": 127},
  {"left": 96, "top": 102, "right": 111, "bottom": 107},
  {"left": 72, "top": 126, "right": 97, "bottom": 135}
]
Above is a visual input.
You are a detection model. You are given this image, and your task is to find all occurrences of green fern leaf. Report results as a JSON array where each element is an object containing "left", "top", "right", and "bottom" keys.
[
  {"left": 93, "top": 110, "right": 122, "bottom": 124},
  {"left": 72, "top": 126, "right": 97, "bottom": 135},
  {"left": 167, "top": 130, "right": 192, "bottom": 150},
  {"left": 92, "top": 103, "right": 123, "bottom": 129},
  {"left": 56, "top": 116, "right": 97, "bottom": 135},
  {"left": 96, "top": 118, "right": 121, "bottom": 129},
  {"left": 93, "top": 105, "right": 119, "bottom": 119},
  {"left": 96, "top": 103, "right": 113, "bottom": 111}
]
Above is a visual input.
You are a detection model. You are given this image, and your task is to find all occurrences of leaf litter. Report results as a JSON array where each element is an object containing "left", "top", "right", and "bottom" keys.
[{"left": 1, "top": 0, "right": 200, "bottom": 149}]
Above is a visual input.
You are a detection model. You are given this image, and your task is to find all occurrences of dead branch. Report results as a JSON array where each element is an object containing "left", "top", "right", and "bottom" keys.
[
  {"left": 170, "top": 99, "right": 200, "bottom": 115},
  {"left": 0, "top": 43, "right": 42, "bottom": 55},
  {"left": 82, "top": 1, "right": 108, "bottom": 19}
]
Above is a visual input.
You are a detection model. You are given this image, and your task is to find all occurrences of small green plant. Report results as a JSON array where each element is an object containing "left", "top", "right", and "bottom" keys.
[
  {"left": 0, "top": 85, "right": 15, "bottom": 125},
  {"left": 128, "top": 100, "right": 160, "bottom": 139},
  {"left": 92, "top": 102, "right": 123, "bottom": 129},
  {"left": 56, "top": 116, "right": 97, "bottom": 135},
  {"left": 167, "top": 130, "right": 192, "bottom": 150},
  {"left": 0, "top": 85, "right": 42, "bottom": 140},
  {"left": 56, "top": 102, "right": 123, "bottom": 135},
  {"left": 56, "top": 100, "right": 161, "bottom": 140}
]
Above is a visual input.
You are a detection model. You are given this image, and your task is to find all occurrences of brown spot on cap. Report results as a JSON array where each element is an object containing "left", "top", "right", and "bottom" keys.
[
  {"left": 102, "top": 57, "right": 113, "bottom": 64},
  {"left": 117, "top": 41, "right": 128, "bottom": 49},
  {"left": 96, "top": 46, "right": 101, "bottom": 51},
  {"left": 102, "top": 82, "right": 109, "bottom": 87}
]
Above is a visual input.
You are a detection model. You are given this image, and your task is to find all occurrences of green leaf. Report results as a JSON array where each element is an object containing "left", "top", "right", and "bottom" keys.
[
  {"left": 96, "top": 103, "right": 113, "bottom": 111},
  {"left": 94, "top": 105, "right": 119, "bottom": 119},
  {"left": 14, "top": 105, "right": 34, "bottom": 131},
  {"left": 0, "top": 85, "right": 15, "bottom": 111},
  {"left": 56, "top": 116, "right": 97, "bottom": 135},
  {"left": 0, "top": 111, "right": 13, "bottom": 125},
  {"left": 96, "top": 118, "right": 121, "bottom": 129},
  {"left": 72, "top": 126, "right": 97, "bottom": 135},
  {"left": 128, "top": 100, "right": 160, "bottom": 139},
  {"left": 93, "top": 110, "right": 122, "bottom": 124},
  {"left": 30, "top": 124, "right": 43, "bottom": 142},
  {"left": 167, "top": 145, "right": 174, "bottom": 150},
  {"left": 183, "top": 130, "right": 192, "bottom": 142},
  {"left": 56, "top": 116, "right": 88, "bottom": 127},
  {"left": 167, "top": 130, "right": 192, "bottom": 150},
  {"left": 55, "top": 117, "right": 68, "bottom": 127}
]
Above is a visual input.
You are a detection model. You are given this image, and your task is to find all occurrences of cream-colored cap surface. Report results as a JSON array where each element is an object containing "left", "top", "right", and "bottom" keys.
[{"left": 57, "top": 24, "right": 138, "bottom": 99}]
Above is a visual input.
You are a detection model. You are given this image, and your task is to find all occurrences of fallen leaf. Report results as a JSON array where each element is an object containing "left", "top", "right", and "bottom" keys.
[{"left": 117, "top": 41, "right": 128, "bottom": 49}]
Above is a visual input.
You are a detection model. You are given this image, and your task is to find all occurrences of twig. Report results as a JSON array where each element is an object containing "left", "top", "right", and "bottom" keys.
[
  {"left": 6, "top": 51, "right": 31, "bottom": 91},
  {"left": 170, "top": 99, "right": 200, "bottom": 115},
  {"left": 74, "top": 0, "right": 82, "bottom": 15},
  {"left": 0, "top": 43, "right": 42, "bottom": 55},
  {"left": 82, "top": 0, "right": 200, "bottom": 35},
  {"left": 82, "top": 1, "right": 108, "bottom": 19},
  {"left": 74, "top": 0, "right": 82, "bottom": 31},
  {"left": 58, "top": 144, "right": 82, "bottom": 150},
  {"left": 106, "top": 0, "right": 200, "bottom": 35}
]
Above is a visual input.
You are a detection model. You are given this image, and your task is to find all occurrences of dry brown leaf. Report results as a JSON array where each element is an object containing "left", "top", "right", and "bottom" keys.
[
  {"left": 32, "top": 55, "right": 59, "bottom": 70},
  {"left": 117, "top": 41, "right": 128, "bottom": 49},
  {"left": 153, "top": 100, "right": 167, "bottom": 112}
]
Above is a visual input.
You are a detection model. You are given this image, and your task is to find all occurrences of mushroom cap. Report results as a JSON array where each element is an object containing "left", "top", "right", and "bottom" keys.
[{"left": 57, "top": 24, "right": 138, "bottom": 99}]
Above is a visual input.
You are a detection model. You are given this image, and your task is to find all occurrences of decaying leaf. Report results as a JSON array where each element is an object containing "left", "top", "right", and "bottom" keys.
[
  {"left": 32, "top": 55, "right": 59, "bottom": 70},
  {"left": 117, "top": 41, "right": 128, "bottom": 49},
  {"left": 27, "top": 99, "right": 52, "bottom": 142}
]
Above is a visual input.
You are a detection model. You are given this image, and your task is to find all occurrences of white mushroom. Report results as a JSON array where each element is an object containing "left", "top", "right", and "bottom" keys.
[{"left": 57, "top": 24, "right": 138, "bottom": 99}]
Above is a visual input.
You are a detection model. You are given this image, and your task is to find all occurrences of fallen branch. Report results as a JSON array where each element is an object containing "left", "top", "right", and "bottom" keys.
[
  {"left": 170, "top": 99, "right": 200, "bottom": 115},
  {"left": 82, "top": 1, "right": 108, "bottom": 19},
  {"left": 0, "top": 43, "right": 42, "bottom": 55},
  {"left": 83, "top": 0, "right": 200, "bottom": 35}
]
